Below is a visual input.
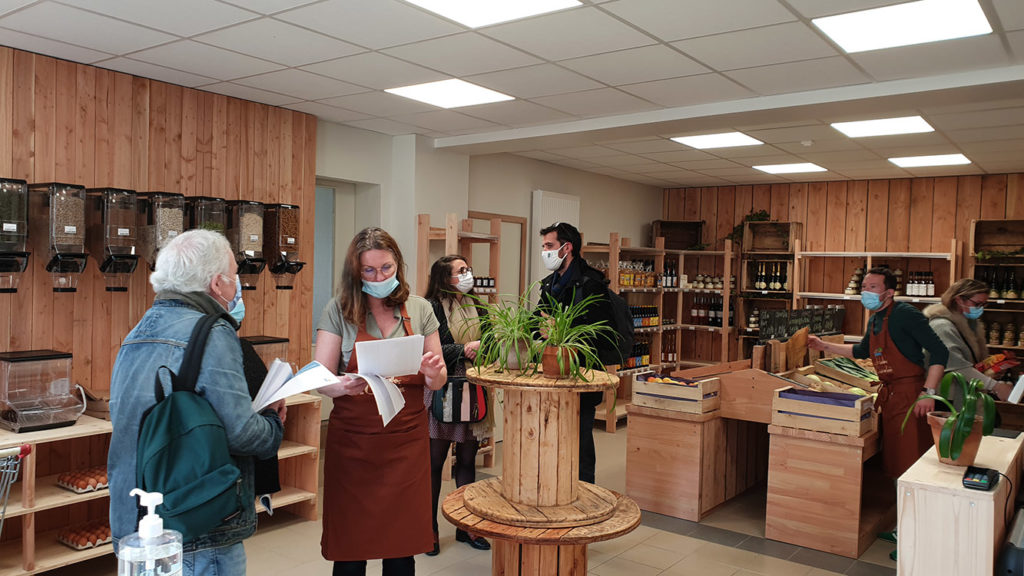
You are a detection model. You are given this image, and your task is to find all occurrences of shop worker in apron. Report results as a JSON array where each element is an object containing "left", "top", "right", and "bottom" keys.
[
  {"left": 314, "top": 227, "right": 447, "bottom": 576},
  {"left": 809, "top": 267, "right": 948, "bottom": 479}
]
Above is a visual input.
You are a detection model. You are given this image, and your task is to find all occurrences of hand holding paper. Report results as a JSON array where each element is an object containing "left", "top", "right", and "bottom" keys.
[
  {"left": 342, "top": 335, "right": 426, "bottom": 427},
  {"left": 252, "top": 359, "right": 338, "bottom": 411}
]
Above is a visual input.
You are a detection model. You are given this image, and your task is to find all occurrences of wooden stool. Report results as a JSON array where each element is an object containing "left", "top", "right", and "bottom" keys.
[{"left": 442, "top": 366, "right": 641, "bottom": 575}]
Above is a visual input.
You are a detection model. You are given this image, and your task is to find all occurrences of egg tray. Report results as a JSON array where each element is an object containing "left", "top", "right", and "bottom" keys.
[
  {"left": 57, "top": 520, "right": 113, "bottom": 551},
  {"left": 56, "top": 465, "right": 109, "bottom": 494}
]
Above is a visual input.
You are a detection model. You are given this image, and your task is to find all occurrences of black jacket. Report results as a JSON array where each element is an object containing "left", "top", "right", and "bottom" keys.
[
  {"left": 428, "top": 297, "right": 489, "bottom": 377},
  {"left": 538, "top": 258, "right": 619, "bottom": 367}
]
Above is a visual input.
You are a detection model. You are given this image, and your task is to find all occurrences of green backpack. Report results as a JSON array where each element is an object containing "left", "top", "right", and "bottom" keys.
[{"left": 136, "top": 312, "right": 243, "bottom": 542}]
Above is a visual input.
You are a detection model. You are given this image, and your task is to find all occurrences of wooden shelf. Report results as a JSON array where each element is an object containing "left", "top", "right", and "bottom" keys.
[
  {"left": 799, "top": 291, "right": 860, "bottom": 301},
  {"left": 620, "top": 287, "right": 662, "bottom": 293},
  {"left": 581, "top": 245, "right": 610, "bottom": 254},
  {"left": 798, "top": 251, "right": 952, "bottom": 260},
  {"left": 681, "top": 287, "right": 725, "bottom": 294},
  {"left": 664, "top": 249, "right": 726, "bottom": 256},
  {"left": 989, "top": 344, "right": 1024, "bottom": 351},
  {"left": 677, "top": 324, "right": 728, "bottom": 333},
  {"left": 4, "top": 474, "right": 110, "bottom": 519},
  {"left": 0, "top": 528, "right": 114, "bottom": 576},
  {"left": 277, "top": 439, "right": 317, "bottom": 460},
  {"left": 0, "top": 416, "right": 111, "bottom": 450},
  {"left": 617, "top": 366, "right": 658, "bottom": 377},
  {"left": 457, "top": 231, "right": 499, "bottom": 243},
  {"left": 676, "top": 359, "right": 717, "bottom": 367},
  {"left": 594, "top": 400, "right": 629, "bottom": 423},
  {"left": 893, "top": 295, "right": 941, "bottom": 304},
  {"left": 634, "top": 325, "right": 662, "bottom": 334},
  {"left": 619, "top": 246, "right": 663, "bottom": 256},
  {"left": 255, "top": 485, "right": 317, "bottom": 514}
]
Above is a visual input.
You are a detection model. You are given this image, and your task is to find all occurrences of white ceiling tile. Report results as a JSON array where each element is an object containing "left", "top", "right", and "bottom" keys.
[
  {"left": 721, "top": 174, "right": 786, "bottom": 184},
  {"left": 0, "top": 0, "right": 33, "bottom": 17},
  {"left": 131, "top": 40, "right": 283, "bottom": 80},
  {"left": 872, "top": 144, "right": 966, "bottom": 158},
  {"left": 670, "top": 159, "right": 742, "bottom": 170},
  {"left": 235, "top": 68, "right": 366, "bottom": 100},
  {"left": 516, "top": 150, "right": 570, "bottom": 162},
  {"left": 744, "top": 123, "right": 844, "bottom": 144},
  {"left": 0, "top": 27, "right": 111, "bottom": 63},
  {"left": 639, "top": 150, "right": 717, "bottom": 163},
  {"left": 829, "top": 167, "right": 908, "bottom": 179},
  {"left": 995, "top": 0, "right": 1024, "bottom": 31},
  {"left": 284, "top": 101, "right": 371, "bottom": 123},
  {"left": 555, "top": 158, "right": 604, "bottom": 171},
  {"left": 99, "top": 57, "right": 218, "bottom": 87},
  {"left": 848, "top": 132, "right": 951, "bottom": 148},
  {"left": 276, "top": 0, "right": 462, "bottom": 50},
  {"left": 481, "top": 6, "right": 653, "bottom": 61},
  {"left": 900, "top": 165, "right": 984, "bottom": 178},
  {"left": 959, "top": 139, "right": 1024, "bottom": 153},
  {"left": 1007, "top": 30, "right": 1024, "bottom": 62},
  {"left": 946, "top": 125, "right": 1024, "bottom": 143},
  {"left": 599, "top": 138, "right": 681, "bottom": 154},
  {"left": 710, "top": 144, "right": 792, "bottom": 159},
  {"left": 696, "top": 166, "right": 763, "bottom": 177},
  {"left": 460, "top": 100, "right": 576, "bottom": 126},
  {"left": 798, "top": 149, "right": 881, "bottom": 163},
  {"left": 195, "top": 18, "right": 364, "bottom": 67},
  {"left": 931, "top": 107, "right": 1024, "bottom": 130},
  {"left": 549, "top": 146, "right": 621, "bottom": 159},
  {"left": 671, "top": 22, "right": 838, "bottom": 71},
  {"left": 467, "top": 64, "right": 603, "bottom": 99},
  {"left": 619, "top": 73, "right": 754, "bottom": 107},
  {"left": 382, "top": 33, "right": 543, "bottom": 77},
  {"left": 344, "top": 117, "right": 420, "bottom": 136},
  {"left": 920, "top": 97, "right": 1024, "bottom": 115},
  {"left": 582, "top": 154, "right": 653, "bottom": 167},
  {"left": 725, "top": 56, "right": 870, "bottom": 96},
  {"left": 602, "top": 0, "right": 796, "bottom": 42},
  {"left": 559, "top": 45, "right": 708, "bottom": 86},
  {"left": 533, "top": 88, "right": 659, "bottom": 117},
  {"left": 774, "top": 139, "right": 864, "bottom": 154},
  {"left": 0, "top": 3, "right": 176, "bottom": 53},
  {"left": 198, "top": 81, "right": 302, "bottom": 106},
  {"left": 220, "top": 0, "right": 320, "bottom": 15},
  {"left": 301, "top": 52, "right": 445, "bottom": 90},
  {"left": 59, "top": 0, "right": 256, "bottom": 36},
  {"left": 393, "top": 110, "right": 502, "bottom": 133},
  {"left": 784, "top": 0, "right": 905, "bottom": 18},
  {"left": 629, "top": 165, "right": 693, "bottom": 175},
  {"left": 319, "top": 91, "right": 436, "bottom": 116},
  {"left": 852, "top": 36, "right": 1011, "bottom": 81}
]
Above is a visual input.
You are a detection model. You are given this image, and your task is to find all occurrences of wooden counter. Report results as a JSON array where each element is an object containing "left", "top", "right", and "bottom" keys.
[{"left": 896, "top": 433, "right": 1024, "bottom": 576}]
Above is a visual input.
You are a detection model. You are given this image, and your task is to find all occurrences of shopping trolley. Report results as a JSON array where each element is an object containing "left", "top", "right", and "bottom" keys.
[{"left": 0, "top": 444, "right": 31, "bottom": 538}]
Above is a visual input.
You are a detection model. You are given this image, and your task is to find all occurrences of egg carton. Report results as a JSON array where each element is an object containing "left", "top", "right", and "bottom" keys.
[
  {"left": 57, "top": 521, "right": 113, "bottom": 551},
  {"left": 55, "top": 466, "right": 109, "bottom": 494}
]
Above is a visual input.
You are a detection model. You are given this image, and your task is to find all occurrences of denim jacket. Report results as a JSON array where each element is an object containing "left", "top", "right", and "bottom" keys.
[{"left": 108, "top": 297, "right": 284, "bottom": 553}]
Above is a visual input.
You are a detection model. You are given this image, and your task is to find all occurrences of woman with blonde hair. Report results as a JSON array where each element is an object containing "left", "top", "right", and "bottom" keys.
[
  {"left": 315, "top": 227, "right": 447, "bottom": 576},
  {"left": 923, "top": 278, "right": 1012, "bottom": 404}
]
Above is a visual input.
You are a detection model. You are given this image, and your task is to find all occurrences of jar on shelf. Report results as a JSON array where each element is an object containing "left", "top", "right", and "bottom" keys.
[
  {"left": 0, "top": 178, "right": 30, "bottom": 292},
  {"left": 989, "top": 322, "right": 1002, "bottom": 346},
  {"left": 1005, "top": 323, "right": 1018, "bottom": 347},
  {"left": 86, "top": 188, "right": 139, "bottom": 292},
  {"left": 137, "top": 192, "right": 185, "bottom": 269},
  {"left": 186, "top": 196, "right": 226, "bottom": 234},
  {"left": 29, "top": 182, "right": 89, "bottom": 292},
  {"left": 227, "top": 200, "right": 266, "bottom": 290}
]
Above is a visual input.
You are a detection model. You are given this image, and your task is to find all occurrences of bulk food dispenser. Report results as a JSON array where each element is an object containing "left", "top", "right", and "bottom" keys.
[
  {"left": 0, "top": 178, "right": 30, "bottom": 293},
  {"left": 263, "top": 204, "right": 304, "bottom": 290},
  {"left": 186, "top": 196, "right": 226, "bottom": 235},
  {"left": 137, "top": 192, "right": 185, "bottom": 270},
  {"left": 87, "top": 188, "right": 138, "bottom": 292},
  {"left": 0, "top": 350, "right": 86, "bottom": 433},
  {"left": 29, "top": 182, "right": 88, "bottom": 292},
  {"left": 227, "top": 200, "right": 265, "bottom": 290}
]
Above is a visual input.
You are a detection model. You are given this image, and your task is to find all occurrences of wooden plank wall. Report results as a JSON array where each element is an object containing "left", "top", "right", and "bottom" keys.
[
  {"left": 0, "top": 47, "right": 317, "bottom": 396},
  {"left": 665, "top": 175, "right": 1024, "bottom": 360}
]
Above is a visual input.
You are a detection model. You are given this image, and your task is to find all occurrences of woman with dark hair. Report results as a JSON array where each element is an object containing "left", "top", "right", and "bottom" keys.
[
  {"left": 314, "top": 227, "right": 447, "bottom": 576},
  {"left": 924, "top": 278, "right": 1013, "bottom": 404},
  {"left": 422, "top": 255, "right": 491, "bottom": 555}
]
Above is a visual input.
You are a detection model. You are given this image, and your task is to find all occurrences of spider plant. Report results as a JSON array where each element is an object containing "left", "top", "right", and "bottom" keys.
[
  {"left": 901, "top": 371, "right": 996, "bottom": 462},
  {"left": 539, "top": 291, "right": 616, "bottom": 380},
  {"left": 466, "top": 288, "right": 539, "bottom": 373}
]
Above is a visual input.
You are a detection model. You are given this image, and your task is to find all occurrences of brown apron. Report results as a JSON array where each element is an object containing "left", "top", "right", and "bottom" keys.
[
  {"left": 321, "top": 304, "right": 433, "bottom": 561},
  {"left": 869, "top": 309, "right": 934, "bottom": 479}
]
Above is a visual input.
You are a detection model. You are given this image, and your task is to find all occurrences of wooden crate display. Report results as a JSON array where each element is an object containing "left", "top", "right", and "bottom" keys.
[
  {"left": 970, "top": 219, "right": 1024, "bottom": 255},
  {"left": 812, "top": 359, "right": 880, "bottom": 393},
  {"left": 632, "top": 374, "right": 720, "bottom": 414},
  {"left": 651, "top": 220, "right": 703, "bottom": 251},
  {"left": 771, "top": 386, "right": 875, "bottom": 437},
  {"left": 743, "top": 221, "right": 803, "bottom": 253}
]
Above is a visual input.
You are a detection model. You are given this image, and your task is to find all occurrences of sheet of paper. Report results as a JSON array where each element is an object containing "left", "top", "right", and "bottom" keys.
[
  {"left": 1009, "top": 374, "right": 1024, "bottom": 405},
  {"left": 343, "top": 374, "right": 406, "bottom": 427},
  {"left": 355, "top": 334, "right": 424, "bottom": 377},
  {"left": 253, "top": 360, "right": 338, "bottom": 411}
]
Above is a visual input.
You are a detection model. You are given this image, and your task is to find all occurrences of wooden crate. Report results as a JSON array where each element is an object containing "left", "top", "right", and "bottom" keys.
[
  {"left": 651, "top": 220, "right": 703, "bottom": 251},
  {"left": 632, "top": 374, "right": 720, "bottom": 414},
  {"left": 771, "top": 386, "right": 875, "bottom": 437},
  {"left": 812, "top": 359, "right": 880, "bottom": 393},
  {"left": 970, "top": 219, "right": 1024, "bottom": 255},
  {"left": 742, "top": 221, "right": 803, "bottom": 253}
]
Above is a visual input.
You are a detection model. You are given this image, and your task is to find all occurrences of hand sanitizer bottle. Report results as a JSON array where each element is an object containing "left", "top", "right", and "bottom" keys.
[{"left": 118, "top": 489, "right": 183, "bottom": 576}]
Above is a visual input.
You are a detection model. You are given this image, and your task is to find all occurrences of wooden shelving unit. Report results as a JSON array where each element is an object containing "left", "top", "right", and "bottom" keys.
[
  {"left": 0, "top": 393, "right": 321, "bottom": 576},
  {"left": 663, "top": 240, "right": 735, "bottom": 367},
  {"left": 967, "top": 219, "right": 1024, "bottom": 351}
]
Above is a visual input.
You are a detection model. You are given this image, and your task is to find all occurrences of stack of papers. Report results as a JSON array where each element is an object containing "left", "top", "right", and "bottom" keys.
[{"left": 252, "top": 360, "right": 338, "bottom": 411}]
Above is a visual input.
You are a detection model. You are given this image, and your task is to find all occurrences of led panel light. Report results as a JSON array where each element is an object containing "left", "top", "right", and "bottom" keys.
[
  {"left": 813, "top": 0, "right": 991, "bottom": 53},
  {"left": 671, "top": 132, "right": 763, "bottom": 149},
  {"left": 385, "top": 78, "right": 514, "bottom": 109},
  {"left": 753, "top": 163, "right": 827, "bottom": 174},
  {"left": 831, "top": 116, "right": 934, "bottom": 138},
  {"left": 405, "top": 0, "right": 581, "bottom": 28},
  {"left": 889, "top": 153, "right": 970, "bottom": 167}
]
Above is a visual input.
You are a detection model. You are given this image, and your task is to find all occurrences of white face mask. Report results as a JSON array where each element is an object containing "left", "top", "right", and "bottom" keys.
[
  {"left": 541, "top": 245, "right": 566, "bottom": 271},
  {"left": 454, "top": 272, "right": 474, "bottom": 293}
]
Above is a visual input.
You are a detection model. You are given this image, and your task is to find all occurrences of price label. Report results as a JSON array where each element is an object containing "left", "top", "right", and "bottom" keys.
[
  {"left": 843, "top": 295, "right": 852, "bottom": 300},
  {"left": 912, "top": 298, "right": 920, "bottom": 303},
  {"left": 2, "top": 222, "right": 16, "bottom": 232},
  {"left": 167, "top": 230, "right": 178, "bottom": 238},
  {"left": 244, "top": 250, "right": 255, "bottom": 257},
  {"left": 997, "top": 299, "right": 1006, "bottom": 304},
  {"left": 761, "top": 290, "right": 768, "bottom": 295},
  {"left": 117, "top": 228, "right": 130, "bottom": 236},
  {"left": 286, "top": 237, "right": 295, "bottom": 245},
  {"left": 707, "top": 327, "right": 714, "bottom": 332},
  {"left": 688, "top": 326, "right": 696, "bottom": 331},
  {"left": 64, "top": 225, "right": 77, "bottom": 234},
  {"left": 249, "top": 234, "right": 259, "bottom": 242}
]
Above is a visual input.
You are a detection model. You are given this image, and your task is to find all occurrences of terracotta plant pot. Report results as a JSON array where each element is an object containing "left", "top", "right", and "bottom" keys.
[
  {"left": 541, "top": 346, "right": 575, "bottom": 379},
  {"left": 926, "top": 411, "right": 985, "bottom": 467}
]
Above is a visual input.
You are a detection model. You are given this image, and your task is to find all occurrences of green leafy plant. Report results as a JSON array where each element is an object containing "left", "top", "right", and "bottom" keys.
[
  {"left": 723, "top": 209, "right": 771, "bottom": 243},
  {"left": 901, "top": 372, "right": 996, "bottom": 461},
  {"left": 975, "top": 248, "right": 1024, "bottom": 260},
  {"left": 468, "top": 287, "right": 539, "bottom": 373},
  {"left": 540, "top": 291, "right": 616, "bottom": 380}
]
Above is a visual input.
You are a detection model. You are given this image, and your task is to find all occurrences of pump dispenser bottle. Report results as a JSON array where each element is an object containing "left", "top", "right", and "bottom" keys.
[{"left": 117, "top": 489, "right": 183, "bottom": 576}]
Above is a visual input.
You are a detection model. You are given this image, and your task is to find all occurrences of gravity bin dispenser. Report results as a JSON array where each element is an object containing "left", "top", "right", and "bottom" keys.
[
  {"left": 0, "top": 349, "right": 85, "bottom": 433},
  {"left": 263, "top": 203, "right": 304, "bottom": 290},
  {"left": 227, "top": 200, "right": 265, "bottom": 290},
  {"left": 137, "top": 192, "right": 185, "bottom": 270},
  {"left": 87, "top": 188, "right": 139, "bottom": 292},
  {"left": 0, "top": 178, "right": 30, "bottom": 293},
  {"left": 29, "top": 182, "right": 88, "bottom": 292},
  {"left": 187, "top": 196, "right": 227, "bottom": 235}
]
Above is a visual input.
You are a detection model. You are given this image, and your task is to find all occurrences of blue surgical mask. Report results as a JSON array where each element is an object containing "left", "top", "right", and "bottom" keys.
[
  {"left": 229, "top": 297, "right": 246, "bottom": 324},
  {"left": 861, "top": 290, "right": 884, "bottom": 311},
  {"left": 228, "top": 275, "right": 242, "bottom": 311},
  {"left": 362, "top": 275, "right": 399, "bottom": 299},
  {"left": 964, "top": 306, "right": 983, "bottom": 320}
]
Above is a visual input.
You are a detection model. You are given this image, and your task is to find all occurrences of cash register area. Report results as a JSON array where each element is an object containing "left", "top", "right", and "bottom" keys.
[{"left": 48, "top": 426, "right": 897, "bottom": 576}]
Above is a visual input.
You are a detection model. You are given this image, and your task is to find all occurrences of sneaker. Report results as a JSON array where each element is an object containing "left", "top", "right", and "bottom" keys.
[{"left": 878, "top": 530, "right": 897, "bottom": 544}]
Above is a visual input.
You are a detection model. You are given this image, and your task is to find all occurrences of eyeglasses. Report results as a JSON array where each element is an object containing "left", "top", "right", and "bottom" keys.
[
  {"left": 451, "top": 266, "right": 472, "bottom": 277},
  {"left": 964, "top": 297, "right": 987, "bottom": 309},
  {"left": 361, "top": 263, "right": 396, "bottom": 280}
]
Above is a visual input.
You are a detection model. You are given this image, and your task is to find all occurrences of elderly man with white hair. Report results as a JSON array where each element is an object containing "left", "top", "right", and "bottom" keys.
[{"left": 108, "top": 229, "right": 286, "bottom": 576}]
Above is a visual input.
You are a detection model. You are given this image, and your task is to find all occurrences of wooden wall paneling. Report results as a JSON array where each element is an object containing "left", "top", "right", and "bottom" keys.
[
  {"left": 112, "top": 72, "right": 133, "bottom": 188},
  {"left": 734, "top": 185, "right": 753, "bottom": 223},
  {"left": 282, "top": 111, "right": 300, "bottom": 358},
  {"left": 148, "top": 81, "right": 166, "bottom": 191},
  {"left": 752, "top": 184, "right": 771, "bottom": 215},
  {"left": 682, "top": 188, "right": 700, "bottom": 221},
  {"left": 931, "top": 177, "right": 957, "bottom": 255},
  {"left": 225, "top": 98, "right": 242, "bottom": 200},
  {"left": 980, "top": 174, "right": 1008, "bottom": 219},
  {"left": 0, "top": 50, "right": 10, "bottom": 351},
  {"left": 788, "top": 183, "right": 807, "bottom": 224},
  {"left": 11, "top": 50, "right": 34, "bottom": 352},
  {"left": 886, "top": 180, "right": 911, "bottom": 252},
  {"left": 698, "top": 187, "right": 717, "bottom": 360},
  {"left": 822, "top": 182, "right": 847, "bottom": 298},
  {"left": 908, "top": 178, "right": 934, "bottom": 255},
  {"left": 300, "top": 114, "right": 317, "bottom": 361},
  {"left": 264, "top": 108, "right": 283, "bottom": 336},
  {"left": 212, "top": 94, "right": 228, "bottom": 198},
  {"left": 769, "top": 184, "right": 789, "bottom": 220},
  {"left": 1008, "top": 174, "right": 1024, "bottom": 219},
  {"left": 845, "top": 181, "right": 867, "bottom": 252},
  {"left": 131, "top": 77, "right": 149, "bottom": 191},
  {"left": 180, "top": 88, "right": 198, "bottom": 196},
  {"left": 865, "top": 180, "right": 890, "bottom": 253},
  {"left": 250, "top": 104, "right": 268, "bottom": 335},
  {"left": 664, "top": 189, "right": 684, "bottom": 220},
  {"left": 956, "top": 176, "right": 982, "bottom": 276},
  {"left": 32, "top": 54, "right": 56, "bottom": 351},
  {"left": 803, "top": 182, "right": 828, "bottom": 293},
  {"left": 164, "top": 83, "right": 182, "bottom": 192},
  {"left": 54, "top": 59, "right": 76, "bottom": 182},
  {"left": 198, "top": 91, "right": 214, "bottom": 196},
  {"left": 75, "top": 65, "right": 96, "bottom": 188}
]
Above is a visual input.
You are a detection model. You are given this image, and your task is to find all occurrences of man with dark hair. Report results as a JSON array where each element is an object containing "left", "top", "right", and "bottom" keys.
[{"left": 537, "top": 222, "right": 618, "bottom": 484}]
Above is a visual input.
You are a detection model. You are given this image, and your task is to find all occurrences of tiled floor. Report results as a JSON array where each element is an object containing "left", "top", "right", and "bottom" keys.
[{"left": 47, "top": 421, "right": 897, "bottom": 575}]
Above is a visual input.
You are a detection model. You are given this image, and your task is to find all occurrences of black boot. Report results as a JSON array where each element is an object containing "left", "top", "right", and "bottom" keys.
[
  {"left": 426, "top": 532, "right": 439, "bottom": 556},
  {"left": 456, "top": 529, "right": 491, "bottom": 551}
]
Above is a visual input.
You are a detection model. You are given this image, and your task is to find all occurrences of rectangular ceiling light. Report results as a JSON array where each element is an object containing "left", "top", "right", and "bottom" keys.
[
  {"left": 385, "top": 79, "right": 514, "bottom": 108},
  {"left": 831, "top": 115, "right": 934, "bottom": 138},
  {"left": 753, "top": 163, "right": 827, "bottom": 174},
  {"left": 405, "top": 0, "right": 581, "bottom": 28},
  {"left": 813, "top": 0, "right": 991, "bottom": 53},
  {"left": 889, "top": 153, "right": 970, "bottom": 167},
  {"left": 671, "top": 132, "right": 763, "bottom": 149}
]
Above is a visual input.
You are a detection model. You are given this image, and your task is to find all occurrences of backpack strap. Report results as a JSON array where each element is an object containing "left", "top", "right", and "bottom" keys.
[
  {"left": 153, "top": 312, "right": 233, "bottom": 402},
  {"left": 400, "top": 303, "right": 414, "bottom": 336}
]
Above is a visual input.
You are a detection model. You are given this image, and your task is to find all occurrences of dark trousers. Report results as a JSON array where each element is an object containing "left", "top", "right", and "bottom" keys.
[
  {"left": 333, "top": 557, "right": 414, "bottom": 576},
  {"left": 429, "top": 437, "right": 479, "bottom": 533},
  {"left": 578, "top": 391, "right": 602, "bottom": 484}
]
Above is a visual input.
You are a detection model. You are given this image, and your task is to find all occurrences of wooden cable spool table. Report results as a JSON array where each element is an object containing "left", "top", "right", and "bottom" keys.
[{"left": 442, "top": 365, "right": 641, "bottom": 575}]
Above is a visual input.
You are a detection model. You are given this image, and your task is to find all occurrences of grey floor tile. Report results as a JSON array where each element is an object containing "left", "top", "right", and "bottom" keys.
[
  {"left": 687, "top": 524, "right": 750, "bottom": 547},
  {"left": 735, "top": 536, "right": 801, "bottom": 560},
  {"left": 789, "top": 548, "right": 856, "bottom": 573},
  {"left": 639, "top": 511, "right": 700, "bottom": 536},
  {"left": 844, "top": 560, "right": 897, "bottom": 576}
]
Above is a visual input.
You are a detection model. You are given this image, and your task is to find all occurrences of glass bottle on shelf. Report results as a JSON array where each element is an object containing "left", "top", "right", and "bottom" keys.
[
  {"left": 781, "top": 263, "right": 790, "bottom": 291},
  {"left": 990, "top": 269, "right": 1002, "bottom": 299},
  {"left": 1007, "top": 270, "right": 1019, "bottom": 300},
  {"left": 894, "top": 268, "right": 903, "bottom": 295},
  {"left": 926, "top": 271, "right": 935, "bottom": 297}
]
